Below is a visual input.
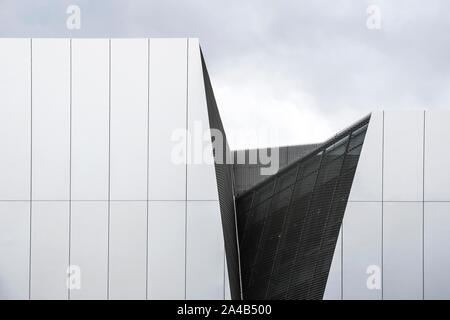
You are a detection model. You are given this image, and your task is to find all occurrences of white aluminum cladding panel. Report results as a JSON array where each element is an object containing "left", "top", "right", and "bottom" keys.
[
  {"left": 0, "top": 38, "right": 227, "bottom": 300},
  {"left": 32, "top": 39, "right": 71, "bottom": 201},
  {"left": 383, "top": 202, "right": 423, "bottom": 300},
  {"left": 109, "top": 201, "right": 147, "bottom": 300},
  {"left": 186, "top": 201, "right": 225, "bottom": 300},
  {"left": 70, "top": 201, "right": 109, "bottom": 300},
  {"left": 71, "top": 39, "right": 110, "bottom": 201},
  {"left": 383, "top": 110, "right": 424, "bottom": 201},
  {"left": 148, "top": 39, "right": 187, "bottom": 201},
  {"left": 342, "top": 201, "right": 382, "bottom": 300},
  {"left": 109, "top": 39, "right": 148, "bottom": 201},
  {"left": 0, "top": 202, "right": 30, "bottom": 300},
  {"left": 0, "top": 39, "right": 31, "bottom": 201},
  {"left": 148, "top": 201, "right": 185, "bottom": 300},
  {"left": 424, "top": 202, "right": 450, "bottom": 299},
  {"left": 424, "top": 110, "right": 450, "bottom": 201},
  {"left": 30, "top": 201, "right": 70, "bottom": 300}
]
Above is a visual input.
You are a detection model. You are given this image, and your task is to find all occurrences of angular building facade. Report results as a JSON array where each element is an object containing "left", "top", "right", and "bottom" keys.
[
  {"left": 235, "top": 117, "right": 368, "bottom": 300},
  {"left": 1, "top": 38, "right": 450, "bottom": 300}
]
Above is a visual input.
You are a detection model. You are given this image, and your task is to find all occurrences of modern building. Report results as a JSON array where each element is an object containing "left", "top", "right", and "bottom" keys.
[{"left": 0, "top": 38, "right": 450, "bottom": 300}]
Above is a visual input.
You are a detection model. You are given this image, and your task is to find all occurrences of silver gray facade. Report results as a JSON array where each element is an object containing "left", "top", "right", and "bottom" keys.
[{"left": 1, "top": 38, "right": 450, "bottom": 300}]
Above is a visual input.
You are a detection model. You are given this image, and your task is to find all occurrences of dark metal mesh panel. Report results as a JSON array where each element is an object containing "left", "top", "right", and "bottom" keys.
[
  {"left": 233, "top": 144, "right": 320, "bottom": 195},
  {"left": 236, "top": 116, "right": 370, "bottom": 300},
  {"left": 201, "top": 50, "right": 241, "bottom": 300}
]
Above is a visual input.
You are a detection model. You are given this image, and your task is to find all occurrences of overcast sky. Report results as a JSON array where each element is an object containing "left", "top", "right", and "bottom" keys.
[{"left": 1, "top": 0, "right": 449, "bottom": 149}]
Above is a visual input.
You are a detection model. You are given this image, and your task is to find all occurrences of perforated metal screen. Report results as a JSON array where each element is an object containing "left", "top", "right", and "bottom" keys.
[{"left": 236, "top": 116, "right": 369, "bottom": 300}]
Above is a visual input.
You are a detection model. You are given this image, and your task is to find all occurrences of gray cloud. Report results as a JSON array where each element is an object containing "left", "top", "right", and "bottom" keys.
[{"left": 0, "top": 0, "right": 448, "bottom": 148}]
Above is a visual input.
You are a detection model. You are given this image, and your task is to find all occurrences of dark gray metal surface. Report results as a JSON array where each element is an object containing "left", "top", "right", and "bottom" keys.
[{"left": 236, "top": 116, "right": 370, "bottom": 299}]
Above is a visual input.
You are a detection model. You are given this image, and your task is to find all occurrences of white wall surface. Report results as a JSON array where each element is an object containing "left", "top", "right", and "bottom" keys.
[
  {"left": 30, "top": 201, "right": 69, "bottom": 300},
  {"left": 0, "top": 39, "right": 31, "bottom": 201},
  {"left": 32, "top": 39, "right": 71, "bottom": 201},
  {"left": 424, "top": 202, "right": 450, "bottom": 299},
  {"left": 383, "top": 202, "right": 423, "bottom": 300},
  {"left": 424, "top": 110, "right": 450, "bottom": 201},
  {"left": 71, "top": 39, "right": 110, "bottom": 201},
  {"left": 70, "top": 201, "right": 108, "bottom": 300},
  {"left": 110, "top": 39, "right": 148, "bottom": 201},
  {"left": 0, "top": 202, "right": 30, "bottom": 300},
  {"left": 148, "top": 201, "right": 185, "bottom": 300},
  {"left": 186, "top": 201, "right": 224, "bottom": 299},
  {"left": 148, "top": 38, "right": 187, "bottom": 201},
  {"left": 342, "top": 202, "right": 382, "bottom": 300},
  {"left": 109, "top": 201, "right": 147, "bottom": 300},
  {"left": 0, "top": 38, "right": 228, "bottom": 300},
  {"left": 383, "top": 110, "right": 424, "bottom": 201}
]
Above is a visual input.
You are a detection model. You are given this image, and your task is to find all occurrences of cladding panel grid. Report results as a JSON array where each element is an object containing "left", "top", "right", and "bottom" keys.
[
  {"left": 236, "top": 116, "right": 369, "bottom": 300},
  {"left": 0, "top": 38, "right": 228, "bottom": 300},
  {"left": 0, "top": 39, "right": 31, "bottom": 201}
]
